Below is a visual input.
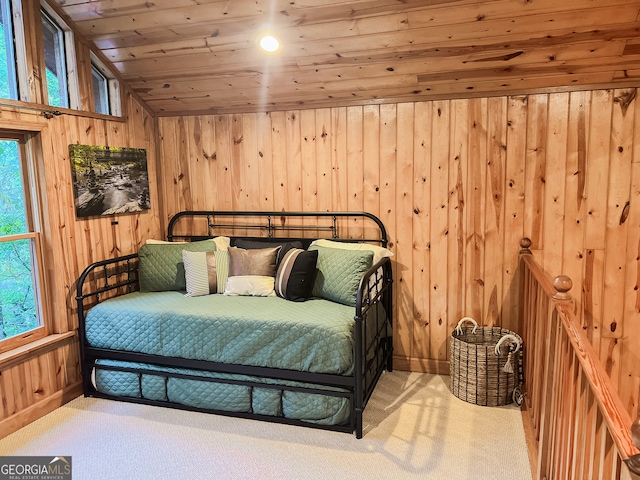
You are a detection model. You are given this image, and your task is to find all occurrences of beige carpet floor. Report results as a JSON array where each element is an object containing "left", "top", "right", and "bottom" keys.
[{"left": 0, "top": 372, "right": 532, "bottom": 480}]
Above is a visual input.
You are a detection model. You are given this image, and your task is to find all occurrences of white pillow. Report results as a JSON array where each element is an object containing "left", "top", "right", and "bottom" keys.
[
  {"left": 145, "top": 239, "right": 186, "bottom": 244},
  {"left": 309, "top": 239, "right": 393, "bottom": 265},
  {"left": 146, "top": 236, "right": 231, "bottom": 251},
  {"left": 224, "top": 276, "right": 276, "bottom": 297}
]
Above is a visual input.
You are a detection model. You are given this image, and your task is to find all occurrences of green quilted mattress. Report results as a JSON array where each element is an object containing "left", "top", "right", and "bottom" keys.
[{"left": 85, "top": 292, "right": 356, "bottom": 375}]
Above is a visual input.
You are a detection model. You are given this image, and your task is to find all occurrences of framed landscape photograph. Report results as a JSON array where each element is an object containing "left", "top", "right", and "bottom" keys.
[{"left": 69, "top": 144, "right": 150, "bottom": 218}]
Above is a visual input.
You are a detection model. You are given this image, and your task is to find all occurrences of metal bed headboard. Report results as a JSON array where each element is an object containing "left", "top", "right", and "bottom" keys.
[{"left": 167, "top": 210, "right": 389, "bottom": 247}]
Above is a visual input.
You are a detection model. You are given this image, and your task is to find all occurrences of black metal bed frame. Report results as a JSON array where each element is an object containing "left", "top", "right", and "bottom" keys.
[{"left": 76, "top": 211, "right": 393, "bottom": 438}]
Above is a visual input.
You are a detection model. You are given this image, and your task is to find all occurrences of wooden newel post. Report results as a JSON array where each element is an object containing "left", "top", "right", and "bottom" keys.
[
  {"left": 553, "top": 275, "right": 572, "bottom": 301},
  {"left": 519, "top": 237, "right": 532, "bottom": 255}
]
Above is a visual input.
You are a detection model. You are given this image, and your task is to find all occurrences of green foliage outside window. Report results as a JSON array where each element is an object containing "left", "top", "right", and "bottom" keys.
[
  {"left": 0, "top": 0, "right": 18, "bottom": 100},
  {"left": 45, "top": 67, "right": 62, "bottom": 107},
  {"left": 0, "top": 26, "right": 10, "bottom": 98},
  {"left": 0, "top": 140, "right": 38, "bottom": 340}
]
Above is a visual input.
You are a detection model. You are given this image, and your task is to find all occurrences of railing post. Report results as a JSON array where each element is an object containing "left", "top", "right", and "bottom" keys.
[
  {"left": 552, "top": 275, "right": 572, "bottom": 301},
  {"left": 628, "top": 416, "right": 640, "bottom": 476},
  {"left": 520, "top": 237, "right": 532, "bottom": 255}
]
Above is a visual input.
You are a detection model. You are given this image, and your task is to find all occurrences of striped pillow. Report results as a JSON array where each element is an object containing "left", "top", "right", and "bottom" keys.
[
  {"left": 182, "top": 249, "right": 229, "bottom": 296},
  {"left": 274, "top": 248, "right": 318, "bottom": 302}
]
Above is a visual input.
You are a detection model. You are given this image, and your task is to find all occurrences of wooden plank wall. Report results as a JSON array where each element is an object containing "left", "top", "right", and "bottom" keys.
[
  {"left": 0, "top": 90, "right": 160, "bottom": 437},
  {"left": 156, "top": 88, "right": 640, "bottom": 420}
]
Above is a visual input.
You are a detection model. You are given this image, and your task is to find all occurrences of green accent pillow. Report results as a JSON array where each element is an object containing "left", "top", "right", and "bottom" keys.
[
  {"left": 139, "top": 240, "right": 217, "bottom": 292},
  {"left": 308, "top": 245, "right": 374, "bottom": 306}
]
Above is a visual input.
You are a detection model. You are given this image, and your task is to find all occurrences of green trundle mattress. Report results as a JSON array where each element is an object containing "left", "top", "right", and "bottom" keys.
[
  {"left": 85, "top": 292, "right": 361, "bottom": 424},
  {"left": 93, "top": 359, "right": 351, "bottom": 425}
]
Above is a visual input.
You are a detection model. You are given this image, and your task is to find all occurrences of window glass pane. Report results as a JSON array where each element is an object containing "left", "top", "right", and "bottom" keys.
[
  {"left": 0, "top": 140, "right": 27, "bottom": 235},
  {"left": 0, "top": 139, "right": 39, "bottom": 340},
  {"left": 41, "top": 11, "right": 68, "bottom": 108},
  {"left": 0, "top": 0, "right": 18, "bottom": 99},
  {"left": 92, "top": 64, "right": 110, "bottom": 115},
  {"left": 0, "top": 238, "right": 38, "bottom": 339}
]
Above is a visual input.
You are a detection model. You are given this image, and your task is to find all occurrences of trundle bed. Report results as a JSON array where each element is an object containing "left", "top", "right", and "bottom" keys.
[{"left": 76, "top": 211, "right": 393, "bottom": 438}]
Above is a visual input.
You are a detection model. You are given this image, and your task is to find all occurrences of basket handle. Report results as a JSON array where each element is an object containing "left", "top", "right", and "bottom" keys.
[
  {"left": 455, "top": 317, "right": 478, "bottom": 335},
  {"left": 494, "top": 334, "right": 521, "bottom": 355}
]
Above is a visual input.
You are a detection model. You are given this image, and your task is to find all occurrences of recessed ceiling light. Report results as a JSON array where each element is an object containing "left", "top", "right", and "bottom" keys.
[{"left": 259, "top": 35, "right": 280, "bottom": 53}]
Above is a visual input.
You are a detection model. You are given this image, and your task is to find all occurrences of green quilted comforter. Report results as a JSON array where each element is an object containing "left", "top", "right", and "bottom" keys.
[{"left": 85, "top": 292, "right": 356, "bottom": 375}]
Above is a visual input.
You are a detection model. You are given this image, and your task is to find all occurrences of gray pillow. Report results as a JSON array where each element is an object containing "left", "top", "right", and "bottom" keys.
[
  {"left": 138, "top": 240, "right": 217, "bottom": 292},
  {"left": 308, "top": 245, "right": 374, "bottom": 306},
  {"left": 231, "top": 238, "right": 303, "bottom": 265},
  {"left": 227, "top": 246, "right": 281, "bottom": 277}
]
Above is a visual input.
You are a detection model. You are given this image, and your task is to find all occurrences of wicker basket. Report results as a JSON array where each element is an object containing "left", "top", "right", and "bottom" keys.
[{"left": 449, "top": 317, "right": 523, "bottom": 407}]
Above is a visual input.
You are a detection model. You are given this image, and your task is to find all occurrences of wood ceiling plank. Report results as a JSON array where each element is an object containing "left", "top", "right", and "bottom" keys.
[
  {"left": 111, "top": 14, "right": 639, "bottom": 79},
  {"left": 613, "top": 69, "right": 640, "bottom": 79},
  {"left": 288, "top": 6, "right": 640, "bottom": 62},
  {"left": 128, "top": 40, "right": 627, "bottom": 99},
  {"left": 86, "top": 6, "right": 412, "bottom": 50},
  {"left": 100, "top": 13, "right": 409, "bottom": 64},
  {"left": 407, "top": 0, "right": 640, "bottom": 28},
  {"left": 113, "top": 48, "right": 301, "bottom": 76},
  {"left": 122, "top": 61, "right": 302, "bottom": 83},
  {"left": 144, "top": 71, "right": 620, "bottom": 114},
  {"left": 148, "top": 74, "right": 636, "bottom": 115},
  {"left": 414, "top": 42, "right": 628, "bottom": 81},
  {"left": 127, "top": 29, "right": 627, "bottom": 87},
  {"left": 293, "top": 23, "right": 640, "bottom": 68},
  {"left": 84, "top": 1, "right": 639, "bottom": 54},
  {"left": 142, "top": 74, "right": 420, "bottom": 104},
  {"left": 58, "top": 0, "right": 429, "bottom": 22},
  {"left": 70, "top": 0, "right": 431, "bottom": 38}
]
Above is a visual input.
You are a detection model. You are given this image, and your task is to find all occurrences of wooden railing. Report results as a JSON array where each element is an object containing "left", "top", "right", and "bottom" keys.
[{"left": 519, "top": 239, "right": 640, "bottom": 480}]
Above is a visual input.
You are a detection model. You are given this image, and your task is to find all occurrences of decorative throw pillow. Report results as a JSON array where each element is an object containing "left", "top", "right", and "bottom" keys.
[
  {"left": 224, "top": 275, "right": 276, "bottom": 297},
  {"left": 227, "top": 246, "right": 280, "bottom": 277},
  {"left": 138, "top": 240, "right": 217, "bottom": 292},
  {"left": 310, "top": 239, "right": 393, "bottom": 295},
  {"left": 308, "top": 245, "right": 374, "bottom": 307},
  {"left": 182, "top": 249, "right": 230, "bottom": 296},
  {"left": 274, "top": 248, "right": 318, "bottom": 302},
  {"left": 231, "top": 238, "right": 303, "bottom": 265}
]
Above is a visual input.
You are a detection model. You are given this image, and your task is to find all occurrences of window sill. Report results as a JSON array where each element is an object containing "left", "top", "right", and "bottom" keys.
[{"left": 0, "top": 331, "right": 77, "bottom": 371}]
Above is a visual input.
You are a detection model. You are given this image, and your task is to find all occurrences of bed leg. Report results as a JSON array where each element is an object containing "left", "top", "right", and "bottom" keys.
[{"left": 355, "top": 408, "right": 363, "bottom": 439}]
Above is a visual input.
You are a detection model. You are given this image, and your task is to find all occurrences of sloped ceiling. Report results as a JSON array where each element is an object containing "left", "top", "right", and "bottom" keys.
[{"left": 56, "top": 0, "right": 640, "bottom": 115}]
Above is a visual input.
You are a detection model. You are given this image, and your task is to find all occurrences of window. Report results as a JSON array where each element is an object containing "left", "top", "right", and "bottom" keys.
[
  {"left": 0, "top": 134, "right": 47, "bottom": 351},
  {"left": 90, "top": 54, "right": 121, "bottom": 116},
  {"left": 91, "top": 63, "right": 109, "bottom": 115},
  {"left": 40, "top": 9, "right": 69, "bottom": 108},
  {"left": 0, "top": 0, "right": 18, "bottom": 99}
]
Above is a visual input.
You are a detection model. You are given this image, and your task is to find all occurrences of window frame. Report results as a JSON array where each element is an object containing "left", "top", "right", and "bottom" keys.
[
  {"left": 90, "top": 52, "right": 121, "bottom": 117},
  {"left": 39, "top": 1, "right": 80, "bottom": 110},
  {"left": 0, "top": 132, "right": 49, "bottom": 353},
  {"left": 91, "top": 61, "right": 110, "bottom": 115}
]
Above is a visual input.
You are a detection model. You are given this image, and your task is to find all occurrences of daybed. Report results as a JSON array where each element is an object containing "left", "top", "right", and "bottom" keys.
[{"left": 76, "top": 211, "right": 393, "bottom": 438}]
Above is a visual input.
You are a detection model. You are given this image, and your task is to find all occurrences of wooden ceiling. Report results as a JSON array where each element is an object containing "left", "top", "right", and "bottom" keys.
[{"left": 55, "top": 0, "right": 640, "bottom": 115}]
